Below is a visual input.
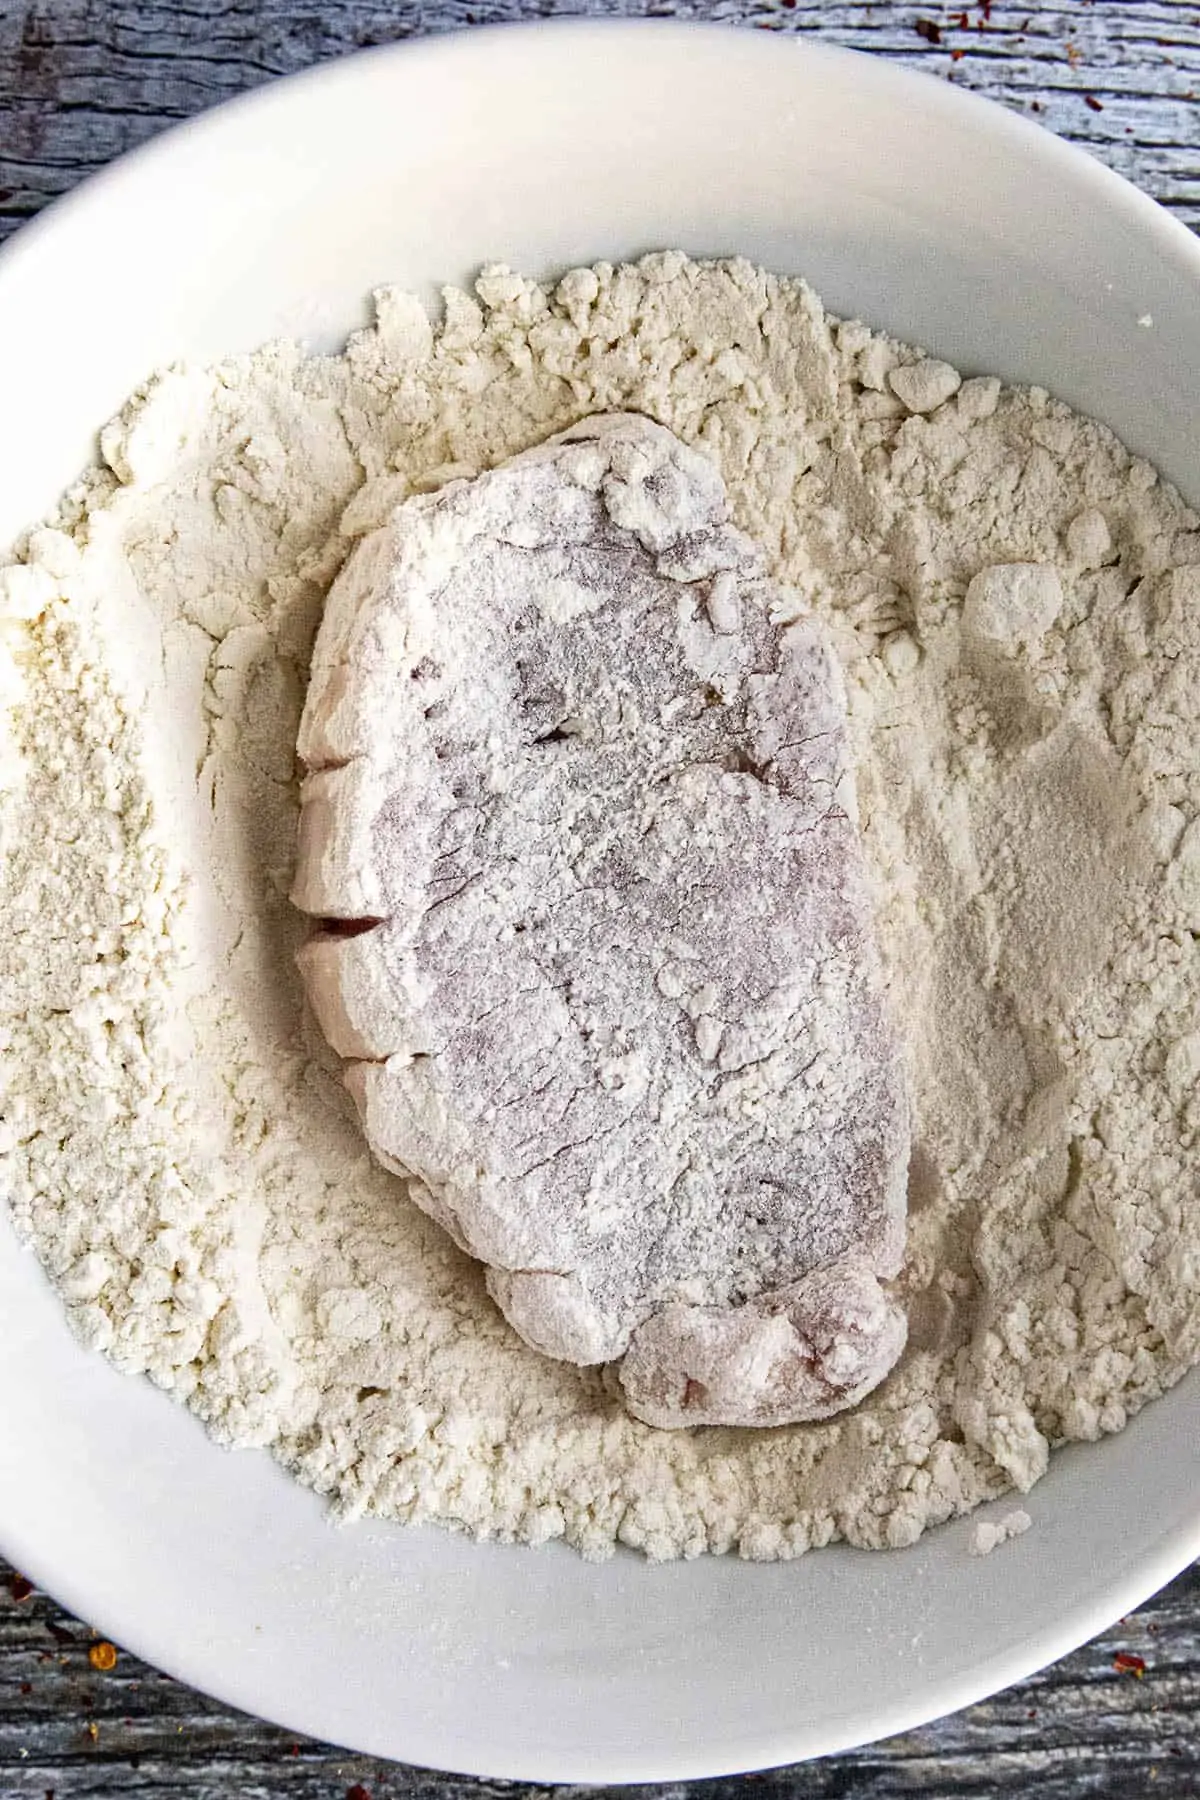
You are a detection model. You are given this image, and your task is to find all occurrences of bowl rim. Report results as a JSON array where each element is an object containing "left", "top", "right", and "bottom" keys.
[
  {"left": 6, "top": 15, "right": 1200, "bottom": 304},
  {"left": 2, "top": 19, "right": 1200, "bottom": 1781}
]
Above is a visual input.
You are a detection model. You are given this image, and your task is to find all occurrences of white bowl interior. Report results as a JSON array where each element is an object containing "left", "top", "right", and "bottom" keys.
[{"left": 1, "top": 24, "right": 1198, "bottom": 1781}]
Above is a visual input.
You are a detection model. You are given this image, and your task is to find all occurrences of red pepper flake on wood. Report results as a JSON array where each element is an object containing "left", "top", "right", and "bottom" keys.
[
  {"left": 88, "top": 1641, "right": 118, "bottom": 1672},
  {"left": 1065, "top": 40, "right": 1083, "bottom": 67},
  {"left": 1084, "top": 94, "right": 1104, "bottom": 111},
  {"left": 951, "top": 47, "right": 965, "bottom": 60},
  {"left": 1114, "top": 1651, "right": 1147, "bottom": 1677},
  {"left": 346, "top": 1786, "right": 373, "bottom": 1800},
  {"left": 84, "top": 1721, "right": 99, "bottom": 1744},
  {"left": 10, "top": 1573, "right": 34, "bottom": 1601},
  {"left": 915, "top": 18, "right": 942, "bottom": 44}
]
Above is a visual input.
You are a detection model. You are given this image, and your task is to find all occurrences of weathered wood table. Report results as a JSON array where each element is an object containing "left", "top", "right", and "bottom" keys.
[{"left": 1, "top": 3, "right": 1199, "bottom": 1795}]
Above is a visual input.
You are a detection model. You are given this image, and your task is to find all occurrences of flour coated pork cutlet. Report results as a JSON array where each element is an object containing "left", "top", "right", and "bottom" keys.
[{"left": 292, "top": 413, "right": 910, "bottom": 1428}]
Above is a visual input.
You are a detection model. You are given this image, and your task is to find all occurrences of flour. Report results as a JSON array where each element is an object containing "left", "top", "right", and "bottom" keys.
[
  {"left": 969, "top": 1509, "right": 1032, "bottom": 1558},
  {"left": 2, "top": 253, "right": 1199, "bottom": 1561}
]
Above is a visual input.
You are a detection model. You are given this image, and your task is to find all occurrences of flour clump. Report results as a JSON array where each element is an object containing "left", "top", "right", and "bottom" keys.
[
  {"left": 2, "top": 253, "right": 1199, "bottom": 1562},
  {"left": 292, "top": 412, "right": 909, "bottom": 1428}
]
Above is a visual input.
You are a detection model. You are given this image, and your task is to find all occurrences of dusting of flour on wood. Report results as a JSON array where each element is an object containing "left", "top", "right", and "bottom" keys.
[{"left": 2, "top": 254, "right": 1199, "bottom": 1561}]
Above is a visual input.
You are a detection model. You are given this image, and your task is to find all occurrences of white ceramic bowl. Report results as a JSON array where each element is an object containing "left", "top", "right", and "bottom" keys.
[{"left": 1, "top": 23, "right": 1199, "bottom": 1782}]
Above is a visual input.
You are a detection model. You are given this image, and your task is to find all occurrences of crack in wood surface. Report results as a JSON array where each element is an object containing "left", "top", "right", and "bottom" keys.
[{"left": 1, "top": 1, "right": 1199, "bottom": 1794}]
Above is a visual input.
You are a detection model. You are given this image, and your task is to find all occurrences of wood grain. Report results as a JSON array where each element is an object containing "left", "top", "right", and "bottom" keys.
[{"left": 2, "top": 2, "right": 1200, "bottom": 1795}]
